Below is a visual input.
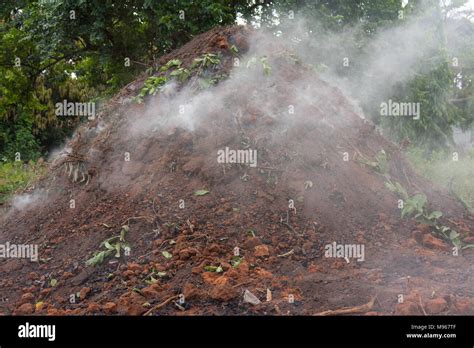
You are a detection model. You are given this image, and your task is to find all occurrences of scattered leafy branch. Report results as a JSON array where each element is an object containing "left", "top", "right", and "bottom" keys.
[
  {"left": 160, "top": 59, "right": 182, "bottom": 72},
  {"left": 162, "top": 250, "right": 173, "bottom": 259},
  {"left": 142, "top": 76, "right": 168, "bottom": 96},
  {"left": 133, "top": 53, "right": 224, "bottom": 103},
  {"left": 144, "top": 268, "right": 167, "bottom": 284},
  {"left": 169, "top": 67, "right": 190, "bottom": 82},
  {"left": 385, "top": 180, "right": 409, "bottom": 200},
  {"left": 191, "top": 53, "right": 221, "bottom": 70},
  {"left": 230, "top": 256, "right": 243, "bottom": 268},
  {"left": 86, "top": 225, "right": 130, "bottom": 266},
  {"left": 204, "top": 265, "right": 223, "bottom": 273},
  {"left": 260, "top": 56, "right": 271, "bottom": 76},
  {"left": 194, "top": 189, "right": 209, "bottom": 196},
  {"left": 356, "top": 149, "right": 388, "bottom": 174},
  {"left": 246, "top": 55, "right": 272, "bottom": 76},
  {"left": 357, "top": 151, "right": 467, "bottom": 249},
  {"left": 230, "top": 44, "right": 239, "bottom": 55}
]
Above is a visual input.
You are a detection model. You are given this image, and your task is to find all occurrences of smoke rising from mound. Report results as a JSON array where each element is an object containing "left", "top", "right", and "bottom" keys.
[
  {"left": 1, "top": 9, "right": 473, "bottom": 317},
  {"left": 5, "top": 7, "right": 463, "bottom": 204},
  {"left": 126, "top": 6, "right": 449, "bottom": 142},
  {"left": 11, "top": 191, "right": 44, "bottom": 211}
]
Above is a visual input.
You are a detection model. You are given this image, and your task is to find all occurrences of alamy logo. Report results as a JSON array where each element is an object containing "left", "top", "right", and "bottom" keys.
[
  {"left": 380, "top": 99, "right": 420, "bottom": 120},
  {"left": 217, "top": 147, "right": 257, "bottom": 167},
  {"left": 324, "top": 242, "right": 365, "bottom": 263},
  {"left": 0, "top": 242, "right": 38, "bottom": 261},
  {"left": 18, "top": 322, "right": 56, "bottom": 341},
  {"left": 55, "top": 100, "right": 96, "bottom": 120}
]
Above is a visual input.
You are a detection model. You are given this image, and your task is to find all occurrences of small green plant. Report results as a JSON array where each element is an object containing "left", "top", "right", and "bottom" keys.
[
  {"left": 357, "top": 150, "right": 388, "bottom": 174},
  {"left": 86, "top": 225, "right": 130, "bottom": 266},
  {"left": 423, "top": 210, "right": 443, "bottom": 223},
  {"left": 385, "top": 179, "right": 471, "bottom": 249},
  {"left": 230, "top": 256, "right": 243, "bottom": 268},
  {"left": 385, "top": 180, "right": 409, "bottom": 200},
  {"left": 260, "top": 56, "right": 271, "bottom": 76},
  {"left": 400, "top": 193, "right": 427, "bottom": 219}
]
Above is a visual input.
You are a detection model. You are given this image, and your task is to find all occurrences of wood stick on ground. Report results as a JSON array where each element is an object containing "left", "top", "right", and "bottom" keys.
[
  {"left": 417, "top": 293, "right": 428, "bottom": 316},
  {"left": 314, "top": 295, "right": 377, "bottom": 316},
  {"left": 121, "top": 215, "right": 153, "bottom": 226},
  {"left": 280, "top": 222, "right": 305, "bottom": 237},
  {"left": 277, "top": 249, "right": 294, "bottom": 258},
  {"left": 143, "top": 295, "right": 179, "bottom": 316}
]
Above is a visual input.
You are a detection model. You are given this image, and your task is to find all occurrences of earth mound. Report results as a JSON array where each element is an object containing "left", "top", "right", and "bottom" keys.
[{"left": 1, "top": 25, "right": 473, "bottom": 316}]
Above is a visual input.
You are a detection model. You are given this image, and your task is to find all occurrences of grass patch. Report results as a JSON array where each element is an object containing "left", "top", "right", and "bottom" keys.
[
  {"left": 0, "top": 160, "right": 46, "bottom": 204},
  {"left": 405, "top": 147, "right": 474, "bottom": 207}
]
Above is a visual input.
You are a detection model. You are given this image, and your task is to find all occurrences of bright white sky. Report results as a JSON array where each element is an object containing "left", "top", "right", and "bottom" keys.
[
  {"left": 237, "top": 1, "right": 474, "bottom": 24},
  {"left": 448, "top": 0, "right": 474, "bottom": 20},
  {"left": 465, "top": 0, "right": 474, "bottom": 9},
  {"left": 451, "top": 0, "right": 474, "bottom": 14}
]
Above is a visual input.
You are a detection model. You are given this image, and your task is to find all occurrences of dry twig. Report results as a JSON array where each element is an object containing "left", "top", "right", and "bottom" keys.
[
  {"left": 143, "top": 295, "right": 179, "bottom": 316},
  {"left": 314, "top": 295, "right": 377, "bottom": 316}
]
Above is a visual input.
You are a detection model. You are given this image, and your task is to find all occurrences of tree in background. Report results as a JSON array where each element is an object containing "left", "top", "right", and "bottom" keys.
[
  {"left": 239, "top": 0, "right": 474, "bottom": 151},
  {"left": 0, "top": 0, "right": 244, "bottom": 161}
]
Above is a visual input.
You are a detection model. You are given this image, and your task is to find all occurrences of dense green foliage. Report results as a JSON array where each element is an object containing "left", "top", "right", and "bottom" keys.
[
  {"left": 0, "top": 0, "right": 244, "bottom": 161},
  {"left": 0, "top": 159, "right": 46, "bottom": 203},
  {"left": 243, "top": 0, "right": 474, "bottom": 151}
]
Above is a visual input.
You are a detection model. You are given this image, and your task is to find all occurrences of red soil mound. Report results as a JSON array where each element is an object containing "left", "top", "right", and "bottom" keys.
[{"left": 1, "top": 25, "right": 473, "bottom": 316}]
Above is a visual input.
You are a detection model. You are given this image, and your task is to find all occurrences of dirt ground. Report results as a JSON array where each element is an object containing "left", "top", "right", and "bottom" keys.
[{"left": 1, "top": 25, "right": 473, "bottom": 316}]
